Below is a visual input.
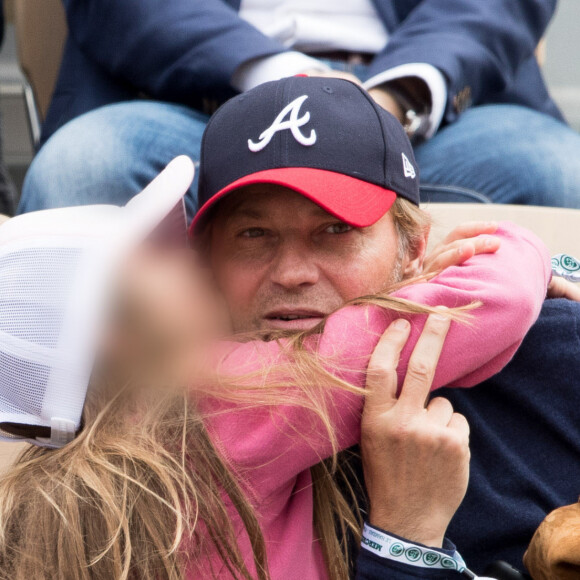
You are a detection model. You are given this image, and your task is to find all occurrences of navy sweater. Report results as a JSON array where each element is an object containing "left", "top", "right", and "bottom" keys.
[{"left": 356, "top": 299, "right": 580, "bottom": 578}]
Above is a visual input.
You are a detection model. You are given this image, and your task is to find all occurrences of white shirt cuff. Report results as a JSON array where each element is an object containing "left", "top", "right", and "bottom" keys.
[
  {"left": 232, "top": 51, "right": 331, "bottom": 92},
  {"left": 363, "top": 63, "right": 447, "bottom": 139}
]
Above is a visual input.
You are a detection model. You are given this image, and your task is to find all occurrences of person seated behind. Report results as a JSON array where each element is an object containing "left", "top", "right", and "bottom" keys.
[
  {"left": 18, "top": 0, "right": 580, "bottom": 215},
  {"left": 0, "top": 89, "right": 550, "bottom": 578}
]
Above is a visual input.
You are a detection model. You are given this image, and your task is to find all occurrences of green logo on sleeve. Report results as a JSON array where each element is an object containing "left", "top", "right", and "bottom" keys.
[
  {"left": 442, "top": 557, "right": 458, "bottom": 569},
  {"left": 562, "top": 254, "right": 580, "bottom": 272},
  {"left": 423, "top": 552, "right": 441, "bottom": 566}
]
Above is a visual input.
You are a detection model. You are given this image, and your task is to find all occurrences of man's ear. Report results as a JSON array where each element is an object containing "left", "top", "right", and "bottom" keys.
[{"left": 402, "top": 226, "right": 430, "bottom": 278}]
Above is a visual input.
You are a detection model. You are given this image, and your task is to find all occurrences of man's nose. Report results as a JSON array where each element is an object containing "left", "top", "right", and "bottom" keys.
[{"left": 270, "top": 245, "right": 320, "bottom": 289}]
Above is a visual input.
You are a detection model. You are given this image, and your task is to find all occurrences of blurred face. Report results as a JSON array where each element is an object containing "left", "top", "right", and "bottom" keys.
[
  {"left": 208, "top": 185, "right": 420, "bottom": 333},
  {"left": 100, "top": 245, "right": 230, "bottom": 385}
]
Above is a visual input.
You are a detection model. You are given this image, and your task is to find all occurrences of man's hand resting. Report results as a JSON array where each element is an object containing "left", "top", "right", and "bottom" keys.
[
  {"left": 423, "top": 221, "right": 501, "bottom": 277},
  {"left": 361, "top": 314, "right": 470, "bottom": 548},
  {"left": 547, "top": 276, "right": 580, "bottom": 302},
  {"left": 367, "top": 87, "right": 405, "bottom": 123}
]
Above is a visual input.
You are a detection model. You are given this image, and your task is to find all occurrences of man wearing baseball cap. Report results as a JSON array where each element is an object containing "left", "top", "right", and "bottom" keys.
[
  {"left": 192, "top": 76, "right": 444, "bottom": 335},
  {"left": 192, "top": 75, "right": 580, "bottom": 578},
  {"left": 191, "top": 75, "right": 492, "bottom": 577}
]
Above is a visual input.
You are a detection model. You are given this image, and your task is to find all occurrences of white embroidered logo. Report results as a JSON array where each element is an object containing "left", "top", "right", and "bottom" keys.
[
  {"left": 248, "top": 95, "right": 317, "bottom": 152},
  {"left": 402, "top": 153, "right": 416, "bottom": 179}
]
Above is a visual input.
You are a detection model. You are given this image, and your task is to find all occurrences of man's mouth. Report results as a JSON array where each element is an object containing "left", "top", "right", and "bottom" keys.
[{"left": 263, "top": 309, "right": 326, "bottom": 330}]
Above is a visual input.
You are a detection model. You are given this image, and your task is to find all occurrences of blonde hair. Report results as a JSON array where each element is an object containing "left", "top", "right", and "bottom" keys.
[
  {"left": 0, "top": 202, "right": 457, "bottom": 580},
  {"left": 391, "top": 197, "right": 432, "bottom": 262},
  {"left": 0, "top": 380, "right": 270, "bottom": 580}
]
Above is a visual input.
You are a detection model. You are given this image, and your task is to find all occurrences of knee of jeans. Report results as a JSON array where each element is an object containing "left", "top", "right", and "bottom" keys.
[
  {"left": 417, "top": 106, "right": 580, "bottom": 208},
  {"left": 494, "top": 136, "right": 580, "bottom": 207},
  {"left": 20, "top": 112, "right": 140, "bottom": 213},
  {"left": 20, "top": 101, "right": 208, "bottom": 214}
]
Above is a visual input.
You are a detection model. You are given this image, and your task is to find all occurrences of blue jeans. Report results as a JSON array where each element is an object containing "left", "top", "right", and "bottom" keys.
[{"left": 19, "top": 99, "right": 580, "bottom": 215}]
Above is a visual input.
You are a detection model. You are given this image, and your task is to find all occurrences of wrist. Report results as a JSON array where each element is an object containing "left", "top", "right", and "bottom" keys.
[
  {"left": 367, "top": 87, "right": 405, "bottom": 124},
  {"left": 369, "top": 77, "right": 432, "bottom": 142},
  {"left": 369, "top": 511, "right": 445, "bottom": 548}
]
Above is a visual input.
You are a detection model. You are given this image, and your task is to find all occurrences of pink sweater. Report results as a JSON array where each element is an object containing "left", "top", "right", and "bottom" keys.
[{"left": 189, "top": 223, "right": 551, "bottom": 579}]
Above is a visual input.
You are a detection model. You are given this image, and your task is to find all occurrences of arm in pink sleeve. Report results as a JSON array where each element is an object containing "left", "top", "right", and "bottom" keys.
[
  {"left": 208, "top": 222, "right": 550, "bottom": 495},
  {"left": 391, "top": 221, "right": 551, "bottom": 389}
]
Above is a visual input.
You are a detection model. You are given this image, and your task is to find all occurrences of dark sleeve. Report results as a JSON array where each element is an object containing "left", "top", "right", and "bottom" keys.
[
  {"left": 355, "top": 524, "right": 467, "bottom": 580},
  {"left": 356, "top": 549, "right": 466, "bottom": 579},
  {"left": 62, "top": 0, "right": 287, "bottom": 102},
  {"left": 368, "top": 0, "right": 556, "bottom": 124}
]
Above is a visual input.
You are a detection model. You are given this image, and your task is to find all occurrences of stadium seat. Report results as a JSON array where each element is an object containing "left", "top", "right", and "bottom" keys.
[
  {"left": 426, "top": 203, "right": 580, "bottom": 257},
  {"left": 13, "top": 0, "right": 67, "bottom": 145}
]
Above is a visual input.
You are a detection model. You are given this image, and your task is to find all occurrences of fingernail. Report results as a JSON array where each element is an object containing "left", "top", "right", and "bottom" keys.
[
  {"left": 431, "top": 307, "right": 450, "bottom": 322},
  {"left": 393, "top": 319, "right": 410, "bottom": 330},
  {"left": 431, "top": 314, "right": 450, "bottom": 322}
]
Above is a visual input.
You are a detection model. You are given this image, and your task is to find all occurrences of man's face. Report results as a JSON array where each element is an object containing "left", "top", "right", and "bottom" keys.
[{"left": 208, "top": 184, "right": 420, "bottom": 332}]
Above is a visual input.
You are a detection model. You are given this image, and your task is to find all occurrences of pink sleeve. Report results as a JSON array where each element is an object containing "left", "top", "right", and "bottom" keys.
[
  {"left": 206, "top": 222, "right": 550, "bottom": 496},
  {"left": 392, "top": 221, "right": 551, "bottom": 389}
]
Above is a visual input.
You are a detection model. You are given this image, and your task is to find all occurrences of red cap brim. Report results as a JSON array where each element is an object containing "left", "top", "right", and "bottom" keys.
[{"left": 189, "top": 168, "right": 397, "bottom": 235}]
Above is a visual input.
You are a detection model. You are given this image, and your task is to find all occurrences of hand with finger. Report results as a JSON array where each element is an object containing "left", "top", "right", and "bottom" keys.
[
  {"left": 423, "top": 221, "right": 501, "bottom": 277},
  {"left": 547, "top": 276, "right": 580, "bottom": 302},
  {"left": 361, "top": 313, "right": 470, "bottom": 548}
]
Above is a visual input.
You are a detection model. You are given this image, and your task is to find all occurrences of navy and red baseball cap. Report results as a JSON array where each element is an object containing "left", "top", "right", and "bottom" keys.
[{"left": 190, "top": 76, "right": 420, "bottom": 233}]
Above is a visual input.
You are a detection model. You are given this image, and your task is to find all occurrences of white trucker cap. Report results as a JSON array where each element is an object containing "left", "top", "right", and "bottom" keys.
[{"left": 0, "top": 156, "right": 194, "bottom": 448}]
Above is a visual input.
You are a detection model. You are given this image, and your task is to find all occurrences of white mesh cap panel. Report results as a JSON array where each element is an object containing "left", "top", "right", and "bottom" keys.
[
  {"left": 0, "top": 247, "right": 82, "bottom": 347},
  {"left": 0, "top": 156, "right": 195, "bottom": 447},
  {"left": 0, "top": 236, "right": 120, "bottom": 446},
  {"left": 0, "top": 353, "right": 49, "bottom": 416}
]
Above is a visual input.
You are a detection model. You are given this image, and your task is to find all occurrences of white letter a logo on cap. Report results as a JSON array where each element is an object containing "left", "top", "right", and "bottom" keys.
[{"left": 248, "top": 95, "right": 317, "bottom": 152}]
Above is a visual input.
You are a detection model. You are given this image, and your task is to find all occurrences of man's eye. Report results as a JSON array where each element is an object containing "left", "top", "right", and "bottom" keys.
[
  {"left": 325, "top": 223, "right": 352, "bottom": 235},
  {"left": 239, "top": 228, "right": 266, "bottom": 238}
]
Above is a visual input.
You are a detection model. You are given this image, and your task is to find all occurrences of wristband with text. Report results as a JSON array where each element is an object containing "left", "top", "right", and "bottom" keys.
[{"left": 361, "top": 523, "right": 469, "bottom": 573}]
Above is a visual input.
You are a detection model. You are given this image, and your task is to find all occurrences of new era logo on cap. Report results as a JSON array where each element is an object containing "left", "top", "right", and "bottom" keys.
[
  {"left": 192, "top": 76, "right": 420, "bottom": 233},
  {"left": 402, "top": 153, "right": 416, "bottom": 179}
]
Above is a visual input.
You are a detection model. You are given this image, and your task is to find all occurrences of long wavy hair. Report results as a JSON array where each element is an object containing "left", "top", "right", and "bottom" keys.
[{"left": 0, "top": 200, "right": 456, "bottom": 580}]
